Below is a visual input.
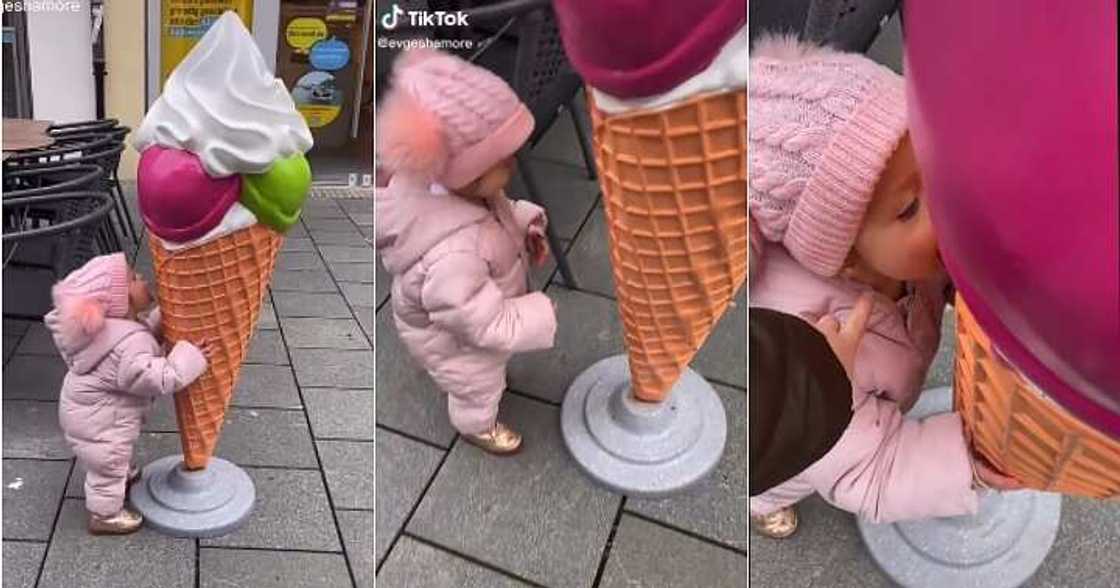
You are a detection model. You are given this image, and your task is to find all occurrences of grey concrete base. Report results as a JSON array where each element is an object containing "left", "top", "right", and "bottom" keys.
[
  {"left": 561, "top": 355, "right": 727, "bottom": 498},
  {"left": 129, "top": 455, "right": 255, "bottom": 538},
  {"left": 859, "top": 387, "right": 1060, "bottom": 587}
]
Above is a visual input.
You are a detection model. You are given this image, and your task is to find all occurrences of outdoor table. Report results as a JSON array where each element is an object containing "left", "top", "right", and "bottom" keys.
[{"left": 2, "top": 118, "right": 55, "bottom": 159}]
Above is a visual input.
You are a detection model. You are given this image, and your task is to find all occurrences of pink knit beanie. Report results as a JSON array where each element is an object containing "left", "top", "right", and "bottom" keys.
[
  {"left": 377, "top": 49, "right": 535, "bottom": 190},
  {"left": 51, "top": 253, "right": 131, "bottom": 336},
  {"left": 749, "top": 35, "right": 907, "bottom": 277}
]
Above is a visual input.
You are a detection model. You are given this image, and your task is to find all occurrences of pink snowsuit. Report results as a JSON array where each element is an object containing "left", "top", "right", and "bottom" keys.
[
  {"left": 376, "top": 174, "right": 557, "bottom": 434},
  {"left": 750, "top": 246, "right": 979, "bottom": 523},
  {"left": 46, "top": 307, "right": 207, "bottom": 516}
]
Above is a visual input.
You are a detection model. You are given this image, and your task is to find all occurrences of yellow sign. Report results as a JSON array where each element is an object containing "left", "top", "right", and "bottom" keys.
[
  {"left": 285, "top": 17, "right": 328, "bottom": 52},
  {"left": 297, "top": 105, "right": 342, "bottom": 128},
  {"left": 160, "top": 1, "right": 254, "bottom": 89}
]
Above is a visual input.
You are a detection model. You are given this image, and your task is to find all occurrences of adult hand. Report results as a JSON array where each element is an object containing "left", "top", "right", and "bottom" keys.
[{"left": 813, "top": 293, "right": 873, "bottom": 380}]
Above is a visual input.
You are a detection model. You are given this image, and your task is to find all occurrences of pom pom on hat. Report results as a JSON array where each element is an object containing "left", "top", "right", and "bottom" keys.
[{"left": 376, "top": 88, "right": 449, "bottom": 181}]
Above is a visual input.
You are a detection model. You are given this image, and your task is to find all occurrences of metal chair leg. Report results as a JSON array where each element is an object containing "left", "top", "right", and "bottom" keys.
[
  {"left": 112, "top": 171, "right": 139, "bottom": 245},
  {"left": 516, "top": 154, "right": 578, "bottom": 289},
  {"left": 567, "top": 97, "right": 598, "bottom": 181}
]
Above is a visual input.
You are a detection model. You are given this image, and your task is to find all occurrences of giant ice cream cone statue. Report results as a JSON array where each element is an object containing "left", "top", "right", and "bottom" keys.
[
  {"left": 553, "top": 0, "right": 746, "bottom": 496},
  {"left": 128, "top": 11, "right": 313, "bottom": 536}
]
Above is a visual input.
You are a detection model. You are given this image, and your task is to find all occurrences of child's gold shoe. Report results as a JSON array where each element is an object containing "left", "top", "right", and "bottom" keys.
[
  {"left": 751, "top": 506, "right": 798, "bottom": 539},
  {"left": 463, "top": 422, "right": 522, "bottom": 455},
  {"left": 88, "top": 508, "right": 143, "bottom": 535}
]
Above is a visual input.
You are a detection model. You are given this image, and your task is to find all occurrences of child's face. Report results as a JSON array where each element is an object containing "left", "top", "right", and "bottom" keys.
[
  {"left": 128, "top": 270, "right": 153, "bottom": 315},
  {"left": 459, "top": 158, "right": 515, "bottom": 199},
  {"left": 850, "top": 135, "right": 942, "bottom": 282}
]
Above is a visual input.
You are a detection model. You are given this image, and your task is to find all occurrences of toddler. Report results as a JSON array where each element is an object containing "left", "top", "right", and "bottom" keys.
[
  {"left": 46, "top": 253, "right": 211, "bottom": 534},
  {"left": 747, "top": 36, "right": 1018, "bottom": 537},
  {"left": 375, "top": 49, "right": 557, "bottom": 454}
]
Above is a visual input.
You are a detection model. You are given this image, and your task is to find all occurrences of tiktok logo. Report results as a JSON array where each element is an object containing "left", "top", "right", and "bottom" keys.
[{"left": 381, "top": 4, "right": 404, "bottom": 30}]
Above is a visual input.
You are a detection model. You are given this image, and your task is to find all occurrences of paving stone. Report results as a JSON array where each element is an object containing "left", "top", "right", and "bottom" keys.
[
  {"left": 284, "top": 223, "right": 309, "bottom": 239},
  {"left": 375, "top": 257, "right": 391, "bottom": 307},
  {"left": 378, "top": 536, "right": 530, "bottom": 588},
  {"left": 13, "top": 322, "right": 59, "bottom": 355},
  {"left": 507, "top": 287, "right": 625, "bottom": 404},
  {"left": 338, "top": 510, "right": 375, "bottom": 588},
  {"left": 408, "top": 394, "right": 621, "bottom": 587},
  {"left": 924, "top": 305, "right": 957, "bottom": 389},
  {"left": 566, "top": 207, "right": 615, "bottom": 298},
  {"left": 692, "top": 289, "right": 747, "bottom": 389},
  {"left": 305, "top": 388, "right": 374, "bottom": 440},
  {"left": 2, "top": 354, "right": 67, "bottom": 401},
  {"left": 354, "top": 305, "right": 374, "bottom": 340},
  {"left": 213, "top": 408, "right": 317, "bottom": 468},
  {"left": 66, "top": 432, "right": 181, "bottom": 498},
  {"left": 319, "top": 440, "right": 374, "bottom": 509},
  {"left": 627, "top": 384, "right": 747, "bottom": 551},
  {"left": 273, "top": 291, "right": 354, "bottom": 318},
  {"left": 340, "top": 281, "right": 375, "bottom": 308},
  {"left": 245, "top": 330, "right": 290, "bottom": 365},
  {"left": 375, "top": 310, "right": 457, "bottom": 447},
  {"left": 509, "top": 159, "right": 600, "bottom": 240},
  {"left": 3, "top": 541, "right": 46, "bottom": 588},
  {"left": 533, "top": 101, "right": 595, "bottom": 169},
  {"left": 529, "top": 239, "right": 563, "bottom": 291},
  {"left": 1029, "top": 496, "right": 1120, "bottom": 588},
  {"left": 199, "top": 548, "right": 351, "bottom": 588},
  {"left": 3, "top": 318, "right": 32, "bottom": 336},
  {"left": 348, "top": 211, "right": 374, "bottom": 227},
  {"left": 291, "top": 348, "right": 374, "bottom": 389},
  {"left": 319, "top": 245, "right": 373, "bottom": 263},
  {"left": 376, "top": 429, "right": 446, "bottom": 564},
  {"left": 231, "top": 364, "right": 302, "bottom": 408},
  {"left": 3, "top": 401, "right": 69, "bottom": 459},
  {"left": 142, "top": 396, "right": 179, "bottom": 433},
  {"left": 275, "top": 251, "right": 327, "bottom": 272},
  {"left": 202, "top": 468, "right": 340, "bottom": 551},
  {"left": 3, "top": 460, "right": 70, "bottom": 540},
  {"left": 305, "top": 218, "right": 360, "bottom": 233},
  {"left": 38, "top": 499, "right": 194, "bottom": 588},
  {"left": 330, "top": 261, "right": 375, "bottom": 284},
  {"left": 599, "top": 515, "right": 747, "bottom": 588},
  {"left": 338, "top": 198, "right": 372, "bottom": 216},
  {"left": 309, "top": 229, "right": 368, "bottom": 247},
  {"left": 300, "top": 199, "right": 347, "bottom": 218},
  {"left": 270, "top": 268, "right": 339, "bottom": 293},
  {"left": 4, "top": 335, "right": 21, "bottom": 364},
  {"left": 281, "top": 317, "right": 369, "bottom": 350},
  {"left": 281, "top": 237, "right": 316, "bottom": 253},
  {"left": 259, "top": 299, "right": 279, "bottom": 330}
]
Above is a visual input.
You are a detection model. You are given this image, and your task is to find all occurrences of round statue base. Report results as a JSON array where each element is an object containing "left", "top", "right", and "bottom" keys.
[
  {"left": 561, "top": 355, "right": 727, "bottom": 498},
  {"left": 859, "top": 387, "right": 1060, "bottom": 587},
  {"left": 129, "top": 455, "right": 255, "bottom": 538}
]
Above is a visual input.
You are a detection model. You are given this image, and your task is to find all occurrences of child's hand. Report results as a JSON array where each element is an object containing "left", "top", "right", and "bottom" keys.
[
  {"left": 527, "top": 227, "right": 550, "bottom": 268},
  {"left": 812, "top": 293, "right": 873, "bottom": 380},
  {"left": 196, "top": 338, "right": 218, "bottom": 362},
  {"left": 971, "top": 453, "right": 1024, "bottom": 491}
]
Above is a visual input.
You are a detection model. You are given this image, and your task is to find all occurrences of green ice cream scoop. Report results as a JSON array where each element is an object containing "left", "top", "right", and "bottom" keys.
[{"left": 240, "top": 153, "right": 312, "bottom": 232}]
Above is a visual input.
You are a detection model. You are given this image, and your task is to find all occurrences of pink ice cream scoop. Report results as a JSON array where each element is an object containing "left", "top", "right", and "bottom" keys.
[{"left": 137, "top": 146, "right": 242, "bottom": 243}]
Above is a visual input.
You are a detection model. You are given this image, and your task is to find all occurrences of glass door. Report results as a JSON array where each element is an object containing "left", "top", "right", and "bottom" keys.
[{"left": 2, "top": 9, "right": 33, "bottom": 118}]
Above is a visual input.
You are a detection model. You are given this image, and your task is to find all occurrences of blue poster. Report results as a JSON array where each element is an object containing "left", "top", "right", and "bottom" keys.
[{"left": 309, "top": 38, "right": 350, "bottom": 71}]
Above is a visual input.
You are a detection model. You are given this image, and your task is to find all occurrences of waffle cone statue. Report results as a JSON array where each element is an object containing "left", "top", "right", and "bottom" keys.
[
  {"left": 589, "top": 90, "right": 747, "bottom": 401},
  {"left": 132, "top": 12, "right": 313, "bottom": 470}
]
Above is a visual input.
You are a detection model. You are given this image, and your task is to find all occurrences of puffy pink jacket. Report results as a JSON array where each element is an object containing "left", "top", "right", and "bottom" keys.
[
  {"left": 750, "top": 246, "right": 978, "bottom": 523},
  {"left": 375, "top": 175, "right": 557, "bottom": 432},
  {"left": 46, "top": 307, "right": 206, "bottom": 515}
]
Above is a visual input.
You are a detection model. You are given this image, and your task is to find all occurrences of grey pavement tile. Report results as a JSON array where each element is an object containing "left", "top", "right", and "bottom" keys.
[
  {"left": 320, "top": 245, "right": 373, "bottom": 263},
  {"left": 199, "top": 548, "right": 351, "bottom": 588},
  {"left": 309, "top": 230, "right": 369, "bottom": 247},
  {"left": 275, "top": 251, "right": 327, "bottom": 272},
  {"left": 38, "top": 499, "right": 194, "bottom": 588},
  {"left": 231, "top": 364, "right": 302, "bottom": 408},
  {"left": 378, "top": 536, "right": 530, "bottom": 588},
  {"left": 749, "top": 495, "right": 892, "bottom": 588},
  {"left": 142, "top": 396, "right": 179, "bottom": 433},
  {"left": 300, "top": 199, "right": 347, "bottom": 218},
  {"left": 340, "top": 281, "right": 375, "bottom": 308},
  {"left": 330, "top": 261, "right": 376, "bottom": 284},
  {"left": 376, "top": 257, "right": 391, "bottom": 307},
  {"left": 533, "top": 102, "right": 595, "bottom": 169},
  {"left": 13, "top": 322, "right": 58, "bottom": 355},
  {"left": 273, "top": 291, "right": 353, "bottom": 318},
  {"left": 692, "top": 289, "right": 747, "bottom": 389},
  {"left": 281, "top": 237, "right": 317, "bottom": 253},
  {"left": 3, "top": 401, "right": 69, "bottom": 459},
  {"left": 627, "top": 384, "right": 747, "bottom": 551},
  {"left": 509, "top": 159, "right": 600, "bottom": 240},
  {"left": 338, "top": 510, "right": 375, "bottom": 588},
  {"left": 566, "top": 207, "right": 616, "bottom": 298},
  {"left": 305, "top": 218, "right": 361, "bottom": 233},
  {"left": 4, "top": 318, "right": 32, "bottom": 337},
  {"left": 318, "top": 440, "right": 374, "bottom": 510},
  {"left": 4, "top": 335, "right": 21, "bottom": 364},
  {"left": 259, "top": 299, "right": 279, "bottom": 330},
  {"left": 291, "top": 348, "right": 374, "bottom": 389},
  {"left": 270, "top": 268, "right": 339, "bottom": 293},
  {"left": 599, "top": 515, "right": 747, "bottom": 588},
  {"left": 529, "top": 240, "right": 562, "bottom": 291},
  {"left": 2, "top": 354, "right": 67, "bottom": 401},
  {"left": 281, "top": 317, "right": 370, "bottom": 350},
  {"left": 338, "top": 198, "right": 372, "bottom": 215},
  {"left": 376, "top": 428, "right": 446, "bottom": 565},
  {"left": 3, "top": 541, "right": 46, "bottom": 588},
  {"left": 284, "top": 223, "right": 309, "bottom": 239},
  {"left": 67, "top": 432, "right": 181, "bottom": 498},
  {"left": 245, "top": 330, "right": 290, "bottom": 365},
  {"left": 348, "top": 211, "right": 374, "bottom": 227},
  {"left": 1029, "top": 497, "right": 1120, "bottom": 588},
  {"left": 375, "top": 310, "right": 457, "bottom": 447},
  {"left": 305, "top": 388, "right": 375, "bottom": 440},
  {"left": 354, "top": 305, "right": 374, "bottom": 340},
  {"left": 214, "top": 408, "right": 318, "bottom": 468},
  {"left": 507, "top": 287, "right": 625, "bottom": 404},
  {"left": 408, "top": 394, "right": 621, "bottom": 588},
  {"left": 202, "top": 468, "right": 341, "bottom": 551},
  {"left": 3, "top": 460, "right": 70, "bottom": 540},
  {"left": 924, "top": 305, "right": 957, "bottom": 389}
]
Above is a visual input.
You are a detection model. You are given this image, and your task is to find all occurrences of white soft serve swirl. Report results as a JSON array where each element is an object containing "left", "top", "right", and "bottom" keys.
[{"left": 132, "top": 11, "right": 313, "bottom": 177}]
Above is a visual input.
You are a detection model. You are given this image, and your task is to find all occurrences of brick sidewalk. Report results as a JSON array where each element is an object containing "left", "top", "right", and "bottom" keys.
[{"left": 3, "top": 189, "right": 374, "bottom": 588}]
